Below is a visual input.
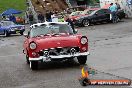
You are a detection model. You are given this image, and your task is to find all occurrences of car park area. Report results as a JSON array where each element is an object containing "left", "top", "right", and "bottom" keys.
[
  {"left": 1, "top": 0, "right": 132, "bottom": 87},
  {"left": 0, "top": 19, "right": 132, "bottom": 88}
]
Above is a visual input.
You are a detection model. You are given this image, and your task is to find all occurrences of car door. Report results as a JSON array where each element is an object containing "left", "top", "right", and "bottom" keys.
[
  {"left": 0, "top": 24, "right": 2, "bottom": 34},
  {"left": 0, "top": 23, "right": 5, "bottom": 35},
  {"left": 89, "top": 10, "right": 99, "bottom": 22},
  {"left": 94, "top": 9, "right": 106, "bottom": 22},
  {"left": 103, "top": 9, "right": 111, "bottom": 21}
]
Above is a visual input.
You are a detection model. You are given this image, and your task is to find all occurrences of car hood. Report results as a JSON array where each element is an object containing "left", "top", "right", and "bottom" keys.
[
  {"left": 69, "top": 16, "right": 79, "bottom": 19},
  {"left": 70, "top": 14, "right": 89, "bottom": 20},
  {"left": 30, "top": 34, "right": 81, "bottom": 51}
]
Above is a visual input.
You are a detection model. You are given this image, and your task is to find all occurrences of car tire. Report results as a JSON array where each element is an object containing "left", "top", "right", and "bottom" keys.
[
  {"left": 112, "top": 16, "right": 119, "bottom": 23},
  {"left": 26, "top": 55, "right": 30, "bottom": 64},
  {"left": 30, "top": 61, "right": 38, "bottom": 70},
  {"left": 20, "top": 32, "right": 23, "bottom": 35},
  {"left": 116, "top": 16, "right": 120, "bottom": 22},
  {"left": 77, "top": 56, "right": 87, "bottom": 65},
  {"left": 82, "top": 19, "right": 90, "bottom": 27}
]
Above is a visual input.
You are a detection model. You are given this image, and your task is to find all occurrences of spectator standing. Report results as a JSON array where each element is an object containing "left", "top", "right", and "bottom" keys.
[
  {"left": 109, "top": 3, "right": 118, "bottom": 23},
  {"left": 45, "top": 11, "right": 53, "bottom": 22},
  {"left": 115, "top": 2, "right": 121, "bottom": 11},
  {"left": 28, "top": 13, "right": 34, "bottom": 25},
  {"left": 51, "top": 11, "right": 58, "bottom": 22},
  {"left": 65, "top": 15, "right": 75, "bottom": 33},
  {"left": 37, "top": 12, "right": 44, "bottom": 23}
]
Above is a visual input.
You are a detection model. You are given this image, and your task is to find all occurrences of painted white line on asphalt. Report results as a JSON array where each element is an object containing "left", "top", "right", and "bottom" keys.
[{"left": 0, "top": 54, "right": 24, "bottom": 58}]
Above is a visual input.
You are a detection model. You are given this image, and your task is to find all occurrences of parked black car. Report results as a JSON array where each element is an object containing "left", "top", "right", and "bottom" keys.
[{"left": 73, "top": 8, "right": 126, "bottom": 27}]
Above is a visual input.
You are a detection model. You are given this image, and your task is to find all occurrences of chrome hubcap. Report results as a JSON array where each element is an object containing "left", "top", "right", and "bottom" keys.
[{"left": 83, "top": 20, "right": 89, "bottom": 26}]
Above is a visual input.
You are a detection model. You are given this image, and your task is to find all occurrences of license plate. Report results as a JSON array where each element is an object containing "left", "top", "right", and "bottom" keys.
[{"left": 43, "top": 57, "right": 51, "bottom": 62}]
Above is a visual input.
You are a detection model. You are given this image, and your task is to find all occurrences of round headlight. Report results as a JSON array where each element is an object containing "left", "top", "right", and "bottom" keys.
[
  {"left": 81, "top": 37, "right": 88, "bottom": 45},
  {"left": 29, "top": 42, "right": 37, "bottom": 50}
]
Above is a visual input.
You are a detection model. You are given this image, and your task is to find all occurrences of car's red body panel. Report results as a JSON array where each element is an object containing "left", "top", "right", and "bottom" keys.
[
  {"left": 24, "top": 34, "right": 88, "bottom": 58},
  {"left": 23, "top": 22, "right": 89, "bottom": 69},
  {"left": 30, "top": 35, "right": 80, "bottom": 51}
]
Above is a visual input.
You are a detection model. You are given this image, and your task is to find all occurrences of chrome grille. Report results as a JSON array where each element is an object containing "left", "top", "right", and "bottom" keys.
[{"left": 38, "top": 47, "right": 80, "bottom": 56}]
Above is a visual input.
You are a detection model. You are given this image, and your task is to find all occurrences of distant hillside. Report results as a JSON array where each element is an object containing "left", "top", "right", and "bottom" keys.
[{"left": 0, "top": 0, "right": 26, "bottom": 14}]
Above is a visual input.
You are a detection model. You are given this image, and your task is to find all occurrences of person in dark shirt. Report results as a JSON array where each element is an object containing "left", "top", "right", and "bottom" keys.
[
  {"left": 65, "top": 15, "right": 75, "bottom": 33},
  {"left": 45, "top": 10, "right": 53, "bottom": 22},
  {"left": 28, "top": 13, "right": 34, "bottom": 25},
  {"left": 38, "top": 12, "right": 44, "bottom": 23}
]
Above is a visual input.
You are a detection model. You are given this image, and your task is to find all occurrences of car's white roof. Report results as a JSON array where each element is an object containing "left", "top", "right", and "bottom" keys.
[{"left": 30, "top": 22, "right": 68, "bottom": 28}]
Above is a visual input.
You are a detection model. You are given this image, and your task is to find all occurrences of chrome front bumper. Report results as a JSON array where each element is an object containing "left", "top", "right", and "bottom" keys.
[{"left": 29, "top": 51, "right": 90, "bottom": 61}]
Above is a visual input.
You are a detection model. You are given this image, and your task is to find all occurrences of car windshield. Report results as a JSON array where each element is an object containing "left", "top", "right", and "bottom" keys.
[
  {"left": 81, "top": 10, "right": 95, "bottom": 15},
  {"left": 70, "top": 11, "right": 82, "bottom": 16},
  {"left": 1, "top": 21, "right": 15, "bottom": 26},
  {"left": 30, "top": 23, "right": 74, "bottom": 37},
  {"left": 90, "top": 10, "right": 98, "bottom": 15}
]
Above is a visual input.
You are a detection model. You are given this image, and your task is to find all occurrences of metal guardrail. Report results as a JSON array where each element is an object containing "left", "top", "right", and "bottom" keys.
[{"left": 27, "top": 0, "right": 38, "bottom": 23}]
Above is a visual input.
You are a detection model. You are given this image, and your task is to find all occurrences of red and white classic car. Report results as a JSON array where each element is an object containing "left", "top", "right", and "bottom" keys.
[{"left": 23, "top": 22, "right": 90, "bottom": 70}]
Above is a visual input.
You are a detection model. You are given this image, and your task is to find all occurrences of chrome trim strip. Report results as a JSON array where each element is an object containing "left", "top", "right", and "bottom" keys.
[{"left": 29, "top": 51, "right": 90, "bottom": 61}]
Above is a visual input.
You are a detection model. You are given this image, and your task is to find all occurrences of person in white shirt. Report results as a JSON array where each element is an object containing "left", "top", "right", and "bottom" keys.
[{"left": 51, "top": 12, "right": 58, "bottom": 22}]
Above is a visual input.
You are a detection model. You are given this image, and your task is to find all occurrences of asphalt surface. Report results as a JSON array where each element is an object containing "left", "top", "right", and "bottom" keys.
[{"left": 0, "top": 19, "right": 132, "bottom": 88}]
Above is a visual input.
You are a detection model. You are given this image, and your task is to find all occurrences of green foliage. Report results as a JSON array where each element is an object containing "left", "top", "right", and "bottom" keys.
[{"left": 0, "top": 0, "right": 26, "bottom": 15}]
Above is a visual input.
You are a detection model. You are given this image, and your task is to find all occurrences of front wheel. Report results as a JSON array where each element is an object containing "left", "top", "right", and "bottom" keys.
[
  {"left": 115, "top": 16, "right": 120, "bottom": 22},
  {"left": 30, "top": 61, "right": 38, "bottom": 70},
  {"left": 77, "top": 56, "right": 87, "bottom": 65},
  {"left": 112, "top": 16, "right": 119, "bottom": 23},
  {"left": 82, "top": 19, "right": 90, "bottom": 27}
]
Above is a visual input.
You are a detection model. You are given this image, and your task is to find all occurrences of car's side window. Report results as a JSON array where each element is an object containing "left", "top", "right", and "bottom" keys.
[
  {"left": 97, "top": 10, "right": 105, "bottom": 14},
  {"left": 103, "top": 9, "right": 110, "bottom": 13}
]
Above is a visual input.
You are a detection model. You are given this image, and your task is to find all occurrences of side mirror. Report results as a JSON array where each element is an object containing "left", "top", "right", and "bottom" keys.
[
  {"left": 95, "top": 13, "right": 98, "bottom": 15},
  {"left": 23, "top": 33, "right": 28, "bottom": 38}
]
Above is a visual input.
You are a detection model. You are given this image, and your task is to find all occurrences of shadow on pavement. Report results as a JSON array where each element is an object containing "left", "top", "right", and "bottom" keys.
[{"left": 38, "top": 60, "right": 81, "bottom": 70}]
